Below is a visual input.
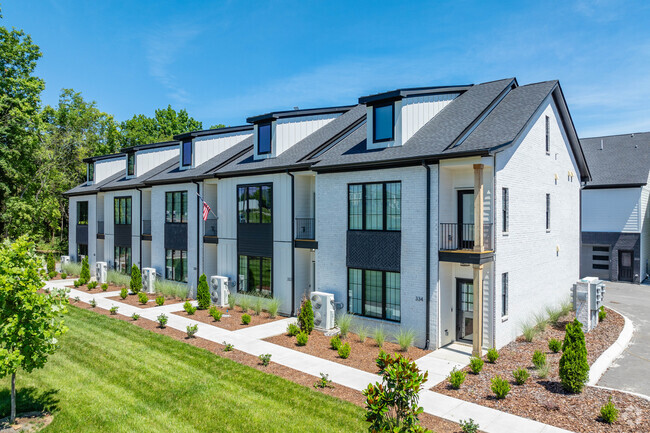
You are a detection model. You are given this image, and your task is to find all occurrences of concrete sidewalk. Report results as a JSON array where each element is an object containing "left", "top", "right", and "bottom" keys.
[{"left": 53, "top": 281, "right": 573, "bottom": 433}]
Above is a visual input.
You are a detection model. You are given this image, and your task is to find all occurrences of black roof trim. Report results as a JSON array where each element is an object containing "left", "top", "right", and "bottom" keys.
[
  {"left": 583, "top": 183, "right": 646, "bottom": 190},
  {"left": 173, "top": 125, "right": 253, "bottom": 141},
  {"left": 246, "top": 105, "right": 355, "bottom": 124},
  {"left": 120, "top": 140, "right": 179, "bottom": 153},
  {"left": 82, "top": 152, "right": 125, "bottom": 163},
  {"left": 358, "top": 85, "right": 473, "bottom": 105},
  {"left": 215, "top": 164, "right": 313, "bottom": 179}
]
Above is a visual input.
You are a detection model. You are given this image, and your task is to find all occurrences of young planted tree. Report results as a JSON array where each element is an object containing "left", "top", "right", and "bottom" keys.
[
  {"left": 559, "top": 318, "right": 590, "bottom": 393},
  {"left": 130, "top": 264, "right": 142, "bottom": 294},
  {"left": 80, "top": 256, "right": 90, "bottom": 284},
  {"left": 196, "top": 273, "right": 210, "bottom": 310},
  {"left": 298, "top": 297, "right": 314, "bottom": 334},
  {"left": 364, "top": 353, "right": 430, "bottom": 432},
  {"left": 0, "top": 237, "right": 69, "bottom": 423},
  {"left": 46, "top": 253, "right": 55, "bottom": 274}
]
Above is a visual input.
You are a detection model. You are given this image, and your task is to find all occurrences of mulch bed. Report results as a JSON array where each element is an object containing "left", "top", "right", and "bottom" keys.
[
  {"left": 265, "top": 330, "right": 431, "bottom": 374},
  {"left": 174, "top": 305, "right": 283, "bottom": 331},
  {"left": 105, "top": 292, "right": 185, "bottom": 309},
  {"left": 71, "top": 301, "right": 464, "bottom": 433},
  {"left": 0, "top": 412, "right": 52, "bottom": 433},
  {"left": 433, "top": 308, "right": 650, "bottom": 432},
  {"left": 65, "top": 283, "right": 125, "bottom": 294}
]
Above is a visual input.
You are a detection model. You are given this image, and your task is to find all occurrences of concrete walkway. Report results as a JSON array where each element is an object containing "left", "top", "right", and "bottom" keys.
[{"left": 51, "top": 281, "right": 572, "bottom": 433}]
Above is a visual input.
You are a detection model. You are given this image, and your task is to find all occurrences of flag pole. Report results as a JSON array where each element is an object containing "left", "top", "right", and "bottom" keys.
[{"left": 196, "top": 191, "right": 218, "bottom": 219}]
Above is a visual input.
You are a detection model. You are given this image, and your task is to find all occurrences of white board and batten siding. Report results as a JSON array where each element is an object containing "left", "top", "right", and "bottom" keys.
[
  {"left": 135, "top": 147, "right": 179, "bottom": 177},
  {"left": 94, "top": 157, "right": 125, "bottom": 183},
  {"left": 582, "top": 188, "right": 644, "bottom": 233},
  {"left": 68, "top": 195, "right": 97, "bottom": 269},
  {"left": 193, "top": 131, "right": 252, "bottom": 167}
]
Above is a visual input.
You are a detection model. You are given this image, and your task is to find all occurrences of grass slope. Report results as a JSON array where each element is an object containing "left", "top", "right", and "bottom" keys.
[{"left": 0, "top": 307, "right": 366, "bottom": 432}]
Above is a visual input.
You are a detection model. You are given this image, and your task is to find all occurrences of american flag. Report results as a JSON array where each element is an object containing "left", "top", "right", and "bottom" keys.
[{"left": 202, "top": 201, "right": 211, "bottom": 221}]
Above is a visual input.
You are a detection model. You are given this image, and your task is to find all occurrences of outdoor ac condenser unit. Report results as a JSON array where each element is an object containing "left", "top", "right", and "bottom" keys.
[
  {"left": 96, "top": 262, "right": 107, "bottom": 284},
  {"left": 142, "top": 268, "right": 156, "bottom": 293},
  {"left": 60, "top": 255, "right": 70, "bottom": 267},
  {"left": 210, "top": 275, "right": 230, "bottom": 307},
  {"left": 311, "top": 291, "right": 335, "bottom": 330}
]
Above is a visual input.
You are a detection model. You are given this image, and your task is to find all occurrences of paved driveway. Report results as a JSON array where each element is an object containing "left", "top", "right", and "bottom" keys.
[{"left": 597, "top": 281, "right": 650, "bottom": 396}]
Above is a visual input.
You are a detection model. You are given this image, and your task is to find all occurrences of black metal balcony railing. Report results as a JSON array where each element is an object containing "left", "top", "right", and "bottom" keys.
[
  {"left": 97, "top": 221, "right": 104, "bottom": 234},
  {"left": 142, "top": 220, "right": 151, "bottom": 235},
  {"left": 295, "top": 218, "right": 315, "bottom": 240},
  {"left": 204, "top": 217, "right": 218, "bottom": 237},
  {"left": 440, "top": 223, "right": 493, "bottom": 251}
]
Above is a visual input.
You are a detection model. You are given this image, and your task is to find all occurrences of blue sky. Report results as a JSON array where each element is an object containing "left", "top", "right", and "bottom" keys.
[{"left": 4, "top": 0, "right": 650, "bottom": 137}]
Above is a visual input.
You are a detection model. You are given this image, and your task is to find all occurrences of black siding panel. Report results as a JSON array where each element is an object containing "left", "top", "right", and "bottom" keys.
[
  {"left": 76, "top": 225, "right": 88, "bottom": 245},
  {"left": 114, "top": 224, "right": 132, "bottom": 247},
  {"left": 581, "top": 232, "right": 641, "bottom": 283},
  {"left": 347, "top": 231, "right": 401, "bottom": 272},
  {"left": 238, "top": 224, "right": 273, "bottom": 257},
  {"left": 165, "top": 223, "right": 188, "bottom": 250}
]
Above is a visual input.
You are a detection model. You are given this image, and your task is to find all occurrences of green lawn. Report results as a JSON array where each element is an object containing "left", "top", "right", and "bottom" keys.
[{"left": 0, "top": 307, "right": 366, "bottom": 432}]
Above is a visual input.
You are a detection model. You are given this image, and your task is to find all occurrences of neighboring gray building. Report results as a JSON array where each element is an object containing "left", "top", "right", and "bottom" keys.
[{"left": 580, "top": 132, "right": 650, "bottom": 283}]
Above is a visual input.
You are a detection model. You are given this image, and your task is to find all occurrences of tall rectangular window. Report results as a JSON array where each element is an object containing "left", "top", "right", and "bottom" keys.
[
  {"left": 257, "top": 123, "right": 272, "bottom": 154},
  {"left": 238, "top": 255, "right": 272, "bottom": 295},
  {"left": 373, "top": 103, "right": 394, "bottom": 142},
  {"left": 545, "top": 116, "right": 550, "bottom": 154},
  {"left": 87, "top": 163, "right": 94, "bottom": 182},
  {"left": 546, "top": 194, "right": 551, "bottom": 230},
  {"left": 113, "top": 197, "right": 131, "bottom": 225},
  {"left": 502, "top": 188, "right": 509, "bottom": 233},
  {"left": 237, "top": 184, "right": 272, "bottom": 224},
  {"left": 165, "top": 191, "right": 188, "bottom": 223},
  {"left": 502, "top": 272, "right": 508, "bottom": 317},
  {"left": 348, "top": 182, "right": 401, "bottom": 231},
  {"left": 77, "top": 201, "right": 88, "bottom": 225},
  {"left": 165, "top": 249, "right": 187, "bottom": 282},
  {"left": 77, "top": 243, "right": 88, "bottom": 258},
  {"left": 114, "top": 246, "right": 131, "bottom": 273},
  {"left": 347, "top": 268, "right": 401, "bottom": 322},
  {"left": 127, "top": 153, "right": 135, "bottom": 176},
  {"left": 182, "top": 140, "right": 192, "bottom": 167}
]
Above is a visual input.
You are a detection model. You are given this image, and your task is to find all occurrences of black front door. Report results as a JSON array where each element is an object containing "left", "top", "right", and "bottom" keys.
[
  {"left": 456, "top": 278, "right": 474, "bottom": 342},
  {"left": 619, "top": 250, "right": 634, "bottom": 281},
  {"left": 457, "top": 190, "right": 474, "bottom": 249}
]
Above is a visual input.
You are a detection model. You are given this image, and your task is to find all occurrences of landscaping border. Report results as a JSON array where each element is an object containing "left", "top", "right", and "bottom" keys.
[{"left": 587, "top": 307, "right": 633, "bottom": 386}]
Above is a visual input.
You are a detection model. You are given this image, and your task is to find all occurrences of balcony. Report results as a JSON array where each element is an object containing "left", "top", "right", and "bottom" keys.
[
  {"left": 439, "top": 223, "right": 493, "bottom": 264},
  {"left": 97, "top": 221, "right": 104, "bottom": 239},
  {"left": 141, "top": 220, "right": 152, "bottom": 241},
  {"left": 204, "top": 217, "right": 218, "bottom": 244},
  {"left": 295, "top": 218, "right": 317, "bottom": 249}
]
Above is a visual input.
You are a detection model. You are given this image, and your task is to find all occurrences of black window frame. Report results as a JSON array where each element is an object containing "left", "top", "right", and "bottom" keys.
[
  {"left": 113, "top": 196, "right": 132, "bottom": 225},
  {"left": 127, "top": 152, "right": 135, "bottom": 177},
  {"left": 87, "top": 163, "right": 94, "bottom": 182},
  {"left": 347, "top": 267, "right": 401, "bottom": 322},
  {"left": 77, "top": 243, "right": 88, "bottom": 258},
  {"left": 77, "top": 201, "right": 89, "bottom": 225},
  {"left": 545, "top": 115, "right": 550, "bottom": 154},
  {"left": 502, "top": 188, "right": 509, "bottom": 233},
  {"left": 113, "top": 245, "right": 131, "bottom": 273},
  {"left": 502, "top": 272, "right": 508, "bottom": 317},
  {"left": 348, "top": 181, "right": 401, "bottom": 231},
  {"left": 165, "top": 249, "right": 188, "bottom": 283},
  {"left": 372, "top": 102, "right": 395, "bottom": 143},
  {"left": 181, "top": 140, "right": 193, "bottom": 167},
  {"left": 165, "top": 191, "right": 188, "bottom": 223},
  {"left": 545, "top": 193, "right": 551, "bottom": 231},
  {"left": 237, "top": 183, "right": 273, "bottom": 224},
  {"left": 237, "top": 254, "right": 273, "bottom": 296},
  {"left": 257, "top": 122, "right": 272, "bottom": 155}
]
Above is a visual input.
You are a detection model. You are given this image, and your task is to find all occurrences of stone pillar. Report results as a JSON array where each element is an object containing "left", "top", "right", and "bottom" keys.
[
  {"left": 473, "top": 264, "right": 484, "bottom": 356},
  {"left": 473, "top": 164, "right": 484, "bottom": 252}
]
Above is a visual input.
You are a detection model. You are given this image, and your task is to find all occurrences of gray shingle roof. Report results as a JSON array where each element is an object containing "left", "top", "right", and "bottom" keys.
[
  {"left": 101, "top": 157, "right": 178, "bottom": 191},
  {"left": 580, "top": 132, "right": 650, "bottom": 188},
  {"left": 64, "top": 169, "right": 125, "bottom": 196}
]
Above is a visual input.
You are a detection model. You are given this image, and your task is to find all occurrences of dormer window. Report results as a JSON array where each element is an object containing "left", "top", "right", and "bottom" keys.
[
  {"left": 257, "top": 123, "right": 272, "bottom": 155},
  {"left": 181, "top": 140, "right": 192, "bottom": 167},
  {"left": 373, "top": 103, "right": 394, "bottom": 142},
  {"left": 127, "top": 152, "right": 135, "bottom": 177},
  {"left": 87, "top": 163, "right": 94, "bottom": 182}
]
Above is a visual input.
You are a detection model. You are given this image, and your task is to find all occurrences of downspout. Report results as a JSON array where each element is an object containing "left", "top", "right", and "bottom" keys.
[
  {"left": 192, "top": 181, "right": 201, "bottom": 289},
  {"left": 491, "top": 154, "right": 497, "bottom": 349},
  {"left": 287, "top": 170, "right": 296, "bottom": 316},
  {"left": 136, "top": 187, "right": 143, "bottom": 269},
  {"left": 423, "top": 161, "right": 431, "bottom": 350}
]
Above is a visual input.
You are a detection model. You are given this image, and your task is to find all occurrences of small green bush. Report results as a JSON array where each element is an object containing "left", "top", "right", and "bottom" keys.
[
  {"left": 513, "top": 367, "right": 529, "bottom": 385},
  {"left": 253, "top": 298, "right": 263, "bottom": 316},
  {"left": 131, "top": 313, "right": 140, "bottom": 321},
  {"left": 138, "top": 292, "right": 149, "bottom": 305},
  {"left": 376, "top": 350, "right": 389, "bottom": 373},
  {"left": 356, "top": 325, "right": 369, "bottom": 343},
  {"left": 536, "top": 364, "right": 550, "bottom": 379},
  {"left": 259, "top": 353, "right": 272, "bottom": 366},
  {"left": 314, "top": 373, "right": 333, "bottom": 389},
  {"left": 101, "top": 283, "right": 108, "bottom": 291},
  {"left": 209, "top": 306, "right": 222, "bottom": 321},
  {"left": 330, "top": 335, "right": 342, "bottom": 350},
  {"left": 130, "top": 264, "right": 142, "bottom": 294},
  {"left": 48, "top": 271, "right": 57, "bottom": 280},
  {"left": 238, "top": 296, "right": 250, "bottom": 313},
  {"left": 46, "top": 253, "right": 55, "bottom": 274},
  {"left": 469, "top": 356, "right": 484, "bottom": 374},
  {"left": 460, "top": 418, "right": 479, "bottom": 433},
  {"left": 448, "top": 367, "right": 466, "bottom": 389},
  {"left": 599, "top": 306, "right": 607, "bottom": 322},
  {"left": 60, "top": 273, "right": 67, "bottom": 279},
  {"left": 336, "top": 313, "right": 353, "bottom": 338},
  {"left": 184, "top": 300, "right": 197, "bottom": 315},
  {"left": 395, "top": 328, "right": 416, "bottom": 352},
  {"left": 241, "top": 313, "right": 251, "bottom": 325},
  {"left": 87, "top": 281, "right": 97, "bottom": 290},
  {"left": 73, "top": 296, "right": 80, "bottom": 303},
  {"left": 559, "top": 319, "right": 589, "bottom": 393},
  {"left": 548, "top": 338, "right": 562, "bottom": 353},
  {"left": 600, "top": 397, "right": 619, "bottom": 424},
  {"left": 373, "top": 327, "right": 385, "bottom": 348},
  {"left": 491, "top": 375, "right": 510, "bottom": 399},
  {"left": 223, "top": 342, "right": 234, "bottom": 351},
  {"left": 109, "top": 306, "right": 119, "bottom": 315},
  {"left": 196, "top": 274, "right": 211, "bottom": 309},
  {"left": 80, "top": 256, "right": 90, "bottom": 284},
  {"left": 157, "top": 313, "right": 168, "bottom": 328},
  {"left": 89, "top": 298, "right": 96, "bottom": 308},
  {"left": 532, "top": 350, "right": 547, "bottom": 368},
  {"left": 337, "top": 342, "right": 351, "bottom": 359},
  {"left": 298, "top": 298, "right": 314, "bottom": 334},
  {"left": 120, "top": 287, "right": 128, "bottom": 299},
  {"left": 186, "top": 324, "right": 198, "bottom": 338},
  {"left": 227, "top": 293, "right": 237, "bottom": 310},
  {"left": 296, "top": 331, "right": 309, "bottom": 346},
  {"left": 287, "top": 323, "right": 300, "bottom": 336},
  {"left": 73, "top": 280, "right": 81, "bottom": 288},
  {"left": 267, "top": 297, "right": 280, "bottom": 318},
  {"left": 155, "top": 295, "right": 165, "bottom": 306},
  {"left": 487, "top": 347, "right": 499, "bottom": 363}
]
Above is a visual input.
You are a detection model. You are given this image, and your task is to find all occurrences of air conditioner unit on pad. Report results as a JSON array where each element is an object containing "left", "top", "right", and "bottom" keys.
[
  {"left": 96, "top": 262, "right": 107, "bottom": 283},
  {"left": 311, "top": 291, "right": 335, "bottom": 330},
  {"left": 142, "top": 268, "right": 156, "bottom": 293},
  {"left": 210, "top": 275, "right": 230, "bottom": 307}
]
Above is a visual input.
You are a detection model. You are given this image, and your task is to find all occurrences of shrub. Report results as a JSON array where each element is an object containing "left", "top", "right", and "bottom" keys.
[
  {"left": 513, "top": 367, "right": 529, "bottom": 385},
  {"left": 227, "top": 293, "right": 237, "bottom": 310},
  {"left": 155, "top": 295, "right": 165, "bottom": 306},
  {"left": 356, "top": 325, "right": 369, "bottom": 343},
  {"left": 186, "top": 324, "right": 198, "bottom": 338},
  {"left": 61, "top": 261, "right": 82, "bottom": 277},
  {"left": 536, "top": 364, "right": 550, "bottom": 379},
  {"left": 46, "top": 253, "right": 55, "bottom": 274},
  {"left": 73, "top": 280, "right": 81, "bottom": 288},
  {"left": 109, "top": 306, "right": 119, "bottom": 315},
  {"left": 196, "top": 273, "right": 210, "bottom": 310},
  {"left": 522, "top": 321, "right": 538, "bottom": 342},
  {"left": 131, "top": 313, "right": 140, "bottom": 321},
  {"left": 599, "top": 306, "right": 607, "bottom": 322},
  {"left": 363, "top": 353, "right": 428, "bottom": 433},
  {"left": 376, "top": 350, "right": 389, "bottom": 373},
  {"left": 60, "top": 273, "right": 67, "bottom": 279},
  {"left": 338, "top": 342, "right": 351, "bottom": 359},
  {"left": 73, "top": 296, "right": 80, "bottom": 303},
  {"left": 336, "top": 313, "right": 353, "bottom": 338},
  {"left": 209, "top": 306, "right": 222, "bottom": 321},
  {"left": 89, "top": 298, "right": 96, "bottom": 308},
  {"left": 546, "top": 305, "right": 563, "bottom": 327},
  {"left": 373, "top": 327, "right": 385, "bottom": 348},
  {"left": 223, "top": 342, "right": 234, "bottom": 351},
  {"left": 330, "top": 335, "right": 342, "bottom": 350},
  {"left": 287, "top": 323, "right": 300, "bottom": 336},
  {"left": 314, "top": 373, "right": 333, "bottom": 389},
  {"left": 101, "top": 283, "right": 108, "bottom": 291},
  {"left": 80, "top": 256, "right": 90, "bottom": 284},
  {"left": 460, "top": 418, "right": 480, "bottom": 433},
  {"left": 559, "top": 318, "right": 589, "bottom": 393},
  {"left": 130, "top": 264, "right": 142, "bottom": 294},
  {"left": 184, "top": 301, "right": 197, "bottom": 315},
  {"left": 157, "top": 313, "right": 168, "bottom": 328},
  {"left": 90, "top": 281, "right": 99, "bottom": 289},
  {"left": 395, "top": 328, "right": 416, "bottom": 352},
  {"left": 296, "top": 331, "right": 309, "bottom": 346},
  {"left": 448, "top": 367, "right": 466, "bottom": 389},
  {"left": 267, "top": 297, "right": 280, "bottom": 318},
  {"left": 120, "top": 287, "right": 128, "bottom": 299},
  {"left": 107, "top": 270, "right": 131, "bottom": 287},
  {"left": 253, "top": 298, "right": 263, "bottom": 316},
  {"left": 469, "top": 356, "right": 484, "bottom": 374},
  {"left": 532, "top": 350, "right": 547, "bottom": 368},
  {"left": 534, "top": 312, "right": 548, "bottom": 332},
  {"left": 241, "top": 313, "right": 251, "bottom": 325},
  {"left": 259, "top": 353, "right": 272, "bottom": 367},
  {"left": 48, "top": 271, "right": 57, "bottom": 280},
  {"left": 491, "top": 375, "right": 510, "bottom": 399},
  {"left": 153, "top": 279, "right": 189, "bottom": 299},
  {"left": 487, "top": 347, "right": 499, "bottom": 363},
  {"left": 138, "top": 292, "right": 149, "bottom": 305},
  {"left": 298, "top": 297, "right": 314, "bottom": 334},
  {"left": 600, "top": 397, "right": 619, "bottom": 424},
  {"left": 548, "top": 338, "right": 562, "bottom": 353}
]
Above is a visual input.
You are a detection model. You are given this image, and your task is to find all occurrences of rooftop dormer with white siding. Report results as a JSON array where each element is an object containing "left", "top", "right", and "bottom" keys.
[
  {"left": 83, "top": 153, "right": 126, "bottom": 185},
  {"left": 173, "top": 125, "right": 253, "bottom": 170},
  {"left": 120, "top": 141, "right": 180, "bottom": 179}
]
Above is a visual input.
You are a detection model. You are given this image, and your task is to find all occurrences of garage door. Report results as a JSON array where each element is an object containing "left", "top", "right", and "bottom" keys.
[{"left": 585, "top": 245, "right": 611, "bottom": 280}]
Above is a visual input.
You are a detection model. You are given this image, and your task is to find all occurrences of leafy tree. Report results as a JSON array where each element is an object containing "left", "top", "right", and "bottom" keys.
[
  {"left": 298, "top": 297, "right": 314, "bottom": 334},
  {"left": 559, "top": 318, "right": 589, "bottom": 393},
  {"left": 46, "top": 252, "right": 55, "bottom": 273},
  {"left": 196, "top": 273, "right": 210, "bottom": 310},
  {"left": 80, "top": 256, "right": 90, "bottom": 284},
  {"left": 364, "top": 353, "right": 430, "bottom": 432},
  {"left": 120, "top": 105, "right": 202, "bottom": 147},
  {"left": 209, "top": 123, "right": 226, "bottom": 129},
  {"left": 130, "top": 264, "right": 142, "bottom": 294},
  {"left": 0, "top": 236, "right": 69, "bottom": 423}
]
